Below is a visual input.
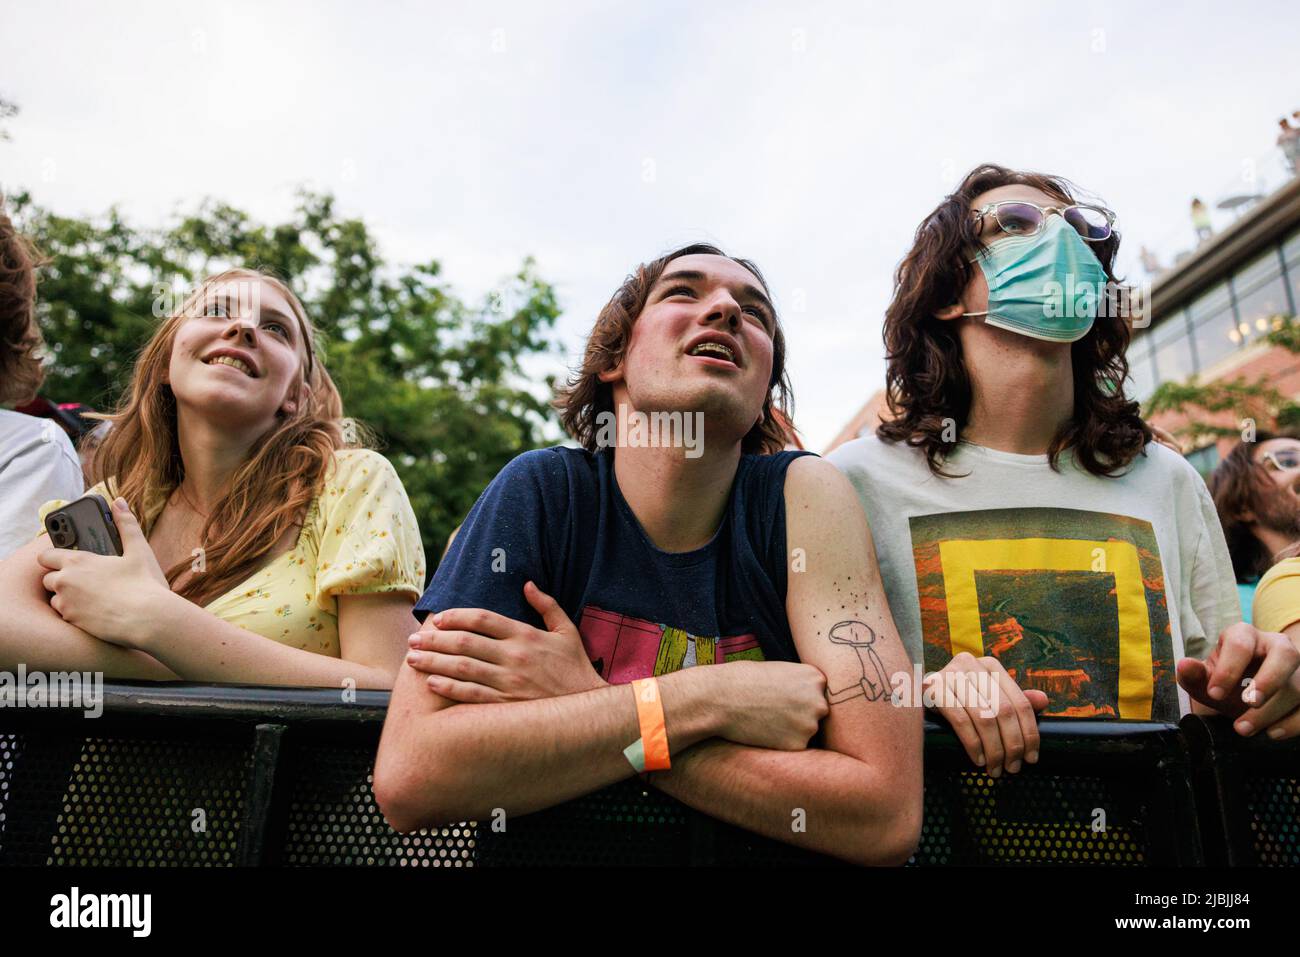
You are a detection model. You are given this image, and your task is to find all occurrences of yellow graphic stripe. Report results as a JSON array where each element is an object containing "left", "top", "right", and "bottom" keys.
[
  {"left": 937, "top": 537, "right": 1152, "bottom": 719},
  {"left": 653, "top": 626, "right": 689, "bottom": 676},
  {"left": 695, "top": 635, "right": 716, "bottom": 666}
]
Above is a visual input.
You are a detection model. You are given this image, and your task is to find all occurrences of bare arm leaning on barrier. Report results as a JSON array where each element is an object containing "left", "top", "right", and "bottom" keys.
[
  {"left": 389, "top": 458, "right": 923, "bottom": 865},
  {"left": 0, "top": 498, "right": 414, "bottom": 689}
]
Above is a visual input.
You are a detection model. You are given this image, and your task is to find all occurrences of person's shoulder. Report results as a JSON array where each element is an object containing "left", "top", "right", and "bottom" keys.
[
  {"left": 328, "top": 446, "right": 404, "bottom": 486},
  {"left": 1125, "top": 440, "right": 1206, "bottom": 489},
  {"left": 1134, "top": 439, "right": 1193, "bottom": 470},
  {"left": 827, "top": 432, "right": 893, "bottom": 464},
  {"left": 739, "top": 448, "right": 815, "bottom": 484},
  {"left": 1258, "top": 556, "right": 1300, "bottom": 591},
  {"left": 332, "top": 446, "right": 394, "bottom": 468},
  {"left": 0, "top": 409, "right": 79, "bottom": 461},
  {"left": 826, "top": 432, "right": 922, "bottom": 475},
  {"left": 0, "top": 408, "right": 49, "bottom": 440},
  {"left": 473, "top": 445, "right": 593, "bottom": 513},
  {"left": 743, "top": 447, "right": 814, "bottom": 468},
  {"left": 491, "top": 444, "right": 592, "bottom": 490},
  {"left": 506, "top": 444, "right": 588, "bottom": 474},
  {"left": 781, "top": 452, "right": 859, "bottom": 505}
]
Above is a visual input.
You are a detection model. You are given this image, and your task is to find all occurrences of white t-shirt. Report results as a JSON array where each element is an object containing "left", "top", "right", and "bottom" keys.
[
  {"left": 827, "top": 435, "right": 1239, "bottom": 721},
  {"left": 0, "top": 409, "right": 84, "bottom": 559}
]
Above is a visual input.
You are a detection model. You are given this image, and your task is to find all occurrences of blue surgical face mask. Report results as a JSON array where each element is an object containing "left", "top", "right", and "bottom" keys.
[{"left": 961, "top": 214, "right": 1109, "bottom": 343}]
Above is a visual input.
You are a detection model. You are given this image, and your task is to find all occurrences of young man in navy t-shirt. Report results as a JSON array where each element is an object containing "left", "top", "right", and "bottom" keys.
[{"left": 375, "top": 244, "right": 922, "bottom": 864}]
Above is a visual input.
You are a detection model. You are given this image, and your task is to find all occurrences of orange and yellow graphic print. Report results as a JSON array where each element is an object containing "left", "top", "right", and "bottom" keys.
[{"left": 910, "top": 506, "right": 1177, "bottom": 721}]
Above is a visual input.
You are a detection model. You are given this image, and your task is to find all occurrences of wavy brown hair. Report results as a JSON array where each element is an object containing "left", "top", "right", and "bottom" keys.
[
  {"left": 0, "top": 196, "right": 47, "bottom": 406},
  {"left": 1208, "top": 433, "right": 1297, "bottom": 581},
  {"left": 91, "top": 268, "right": 356, "bottom": 607},
  {"left": 555, "top": 243, "right": 793, "bottom": 455},
  {"left": 877, "top": 163, "right": 1152, "bottom": 475}
]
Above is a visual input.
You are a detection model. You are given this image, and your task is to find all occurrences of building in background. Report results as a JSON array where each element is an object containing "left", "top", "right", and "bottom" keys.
[
  {"left": 1133, "top": 173, "right": 1300, "bottom": 474},
  {"left": 824, "top": 388, "right": 888, "bottom": 454}
]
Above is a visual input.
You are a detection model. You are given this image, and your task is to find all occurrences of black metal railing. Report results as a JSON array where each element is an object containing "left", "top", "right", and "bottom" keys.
[{"left": 0, "top": 682, "right": 1295, "bottom": 866}]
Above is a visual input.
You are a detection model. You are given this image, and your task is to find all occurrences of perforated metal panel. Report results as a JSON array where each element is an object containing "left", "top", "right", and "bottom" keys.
[
  {"left": 53, "top": 736, "right": 247, "bottom": 866},
  {"left": 1, "top": 690, "right": 1269, "bottom": 868},
  {"left": 0, "top": 733, "right": 20, "bottom": 852},
  {"left": 1245, "top": 776, "right": 1300, "bottom": 866},
  {"left": 919, "top": 770, "right": 1146, "bottom": 865},
  {"left": 1, "top": 729, "right": 247, "bottom": 866},
  {"left": 1182, "top": 714, "right": 1300, "bottom": 867},
  {"left": 278, "top": 741, "right": 473, "bottom": 867}
]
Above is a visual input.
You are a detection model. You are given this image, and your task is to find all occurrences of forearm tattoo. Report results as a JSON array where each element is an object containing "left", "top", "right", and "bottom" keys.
[{"left": 820, "top": 576, "right": 889, "bottom": 705}]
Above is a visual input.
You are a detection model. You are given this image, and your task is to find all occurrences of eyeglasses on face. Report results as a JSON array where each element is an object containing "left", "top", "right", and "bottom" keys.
[
  {"left": 1261, "top": 449, "right": 1300, "bottom": 472},
  {"left": 972, "top": 201, "right": 1116, "bottom": 243}
]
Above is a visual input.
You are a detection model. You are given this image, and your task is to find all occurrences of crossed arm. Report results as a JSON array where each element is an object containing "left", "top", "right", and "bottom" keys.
[
  {"left": 0, "top": 505, "right": 414, "bottom": 689},
  {"left": 647, "top": 458, "right": 922, "bottom": 862},
  {"left": 373, "top": 457, "right": 923, "bottom": 865}
]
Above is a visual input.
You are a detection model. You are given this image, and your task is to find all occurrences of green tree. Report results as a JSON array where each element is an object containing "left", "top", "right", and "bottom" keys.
[
  {"left": 0, "top": 95, "right": 17, "bottom": 141},
  {"left": 1144, "top": 314, "right": 1300, "bottom": 444},
  {"left": 10, "top": 189, "right": 564, "bottom": 576}
]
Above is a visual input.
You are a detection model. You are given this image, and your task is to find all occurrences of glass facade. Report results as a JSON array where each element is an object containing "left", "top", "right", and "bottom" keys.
[
  {"left": 1187, "top": 282, "right": 1237, "bottom": 372},
  {"left": 1232, "top": 249, "right": 1289, "bottom": 344},
  {"left": 1127, "top": 334, "right": 1156, "bottom": 401},
  {"left": 1151, "top": 310, "right": 1196, "bottom": 384},
  {"left": 1285, "top": 229, "right": 1300, "bottom": 317},
  {"left": 1185, "top": 443, "right": 1221, "bottom": 480},
  {"left": 1129, "top": 225, "right": 1300, "bottom": 403}
]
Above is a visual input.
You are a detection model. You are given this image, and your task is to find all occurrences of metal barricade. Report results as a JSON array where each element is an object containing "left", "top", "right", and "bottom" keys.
[{"left": 0, "top": 682, "right": 1273, "bottom": 867}]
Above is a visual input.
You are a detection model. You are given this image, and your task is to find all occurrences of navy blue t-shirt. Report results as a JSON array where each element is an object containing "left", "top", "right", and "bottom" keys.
[{"left": 415, "top": 446, "right": 814, "bottom": 683}]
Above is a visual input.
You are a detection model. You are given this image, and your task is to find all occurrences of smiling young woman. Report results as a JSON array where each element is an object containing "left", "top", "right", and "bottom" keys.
[{"left": 0, "top": 268, "right": 425, "bottom": 689}]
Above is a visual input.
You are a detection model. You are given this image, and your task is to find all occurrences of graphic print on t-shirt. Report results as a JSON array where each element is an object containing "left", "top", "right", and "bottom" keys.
[
  {"left": 578, "top": 606, "right": 765, "bottom": 685},
  {"left": 910, "top": 507, "right": 1176, "bottom": 721}
]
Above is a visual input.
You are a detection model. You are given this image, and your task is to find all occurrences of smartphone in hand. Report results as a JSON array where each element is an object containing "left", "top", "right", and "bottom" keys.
[{"left": 44, "top": 494, "right": 124, "bottom": 557}]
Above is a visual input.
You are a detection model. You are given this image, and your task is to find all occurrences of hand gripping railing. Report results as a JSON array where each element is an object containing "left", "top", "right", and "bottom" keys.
[{"left": 0, "top": 682, "right": 1289, "bottom": 866}]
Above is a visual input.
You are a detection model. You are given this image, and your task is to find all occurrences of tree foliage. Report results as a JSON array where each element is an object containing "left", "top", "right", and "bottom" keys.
[
  {"left": 1144, "top": 314, "right": 1300, "bottom": 444},
  {"left": 9, "top": 189, "right": 564, "bottom": 576},
  {"left": 0, "top": 95, "right": 18, "bottom": 141}
]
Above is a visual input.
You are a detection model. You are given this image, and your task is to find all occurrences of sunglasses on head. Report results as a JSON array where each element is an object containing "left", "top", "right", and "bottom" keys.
[{"left": 972, "top": 201, "right": 1115, "bottom": 243}]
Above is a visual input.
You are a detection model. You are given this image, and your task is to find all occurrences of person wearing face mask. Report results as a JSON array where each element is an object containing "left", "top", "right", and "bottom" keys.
[
  {"left": 0, "top": 268, "right": 425, "bottom": 688},
  {"left": 374, "top": 244, "right": 923, "bottom": 866},
  {"left": 828, "top": 164, "right": 1300, "bottom": 776}
]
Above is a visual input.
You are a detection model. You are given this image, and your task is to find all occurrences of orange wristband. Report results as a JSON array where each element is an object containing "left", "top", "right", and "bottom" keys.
[{"left": 630, "top": 677, "right": 671, "bottom": 771}]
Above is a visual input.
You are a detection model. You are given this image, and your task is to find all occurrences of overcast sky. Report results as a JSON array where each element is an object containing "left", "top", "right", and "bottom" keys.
[{"left": 3, "top": 0, "right": 1298, "bottom": 450}]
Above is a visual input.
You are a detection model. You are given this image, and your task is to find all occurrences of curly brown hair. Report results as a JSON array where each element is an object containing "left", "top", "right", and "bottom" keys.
[
  {"left": 876, "top": 163, "right": 1152, "bottom": 476},
  {"left": 0, "top": 195, "right": 47, "bottom": 406},
  {"left": 554, "top": 243, "right": 793, "bottom": 455},
  {"left": 1207, "top": 433, "right": 1296, "bottom": 582}
]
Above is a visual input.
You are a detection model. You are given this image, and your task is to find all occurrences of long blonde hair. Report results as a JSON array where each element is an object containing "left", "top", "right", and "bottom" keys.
[{"left": 92, "top": 268, "right": 351, "bottom": 606}]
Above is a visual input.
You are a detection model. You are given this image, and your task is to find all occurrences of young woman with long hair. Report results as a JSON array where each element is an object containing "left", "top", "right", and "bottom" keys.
[{"left": 0, "top": 268, "right": 425, "bottom": 687}]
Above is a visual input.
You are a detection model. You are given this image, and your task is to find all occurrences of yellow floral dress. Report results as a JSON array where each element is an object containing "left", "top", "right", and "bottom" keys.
[{"left": 38, "top": 448, "right": 426, "bottom": 656}]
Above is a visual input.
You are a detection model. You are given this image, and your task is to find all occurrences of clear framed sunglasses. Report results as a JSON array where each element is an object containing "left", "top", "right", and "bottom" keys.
[
  {"left": 973, "top": 201, "right": 1115, "bottom": 243},
  {"left": 1261, "top": 448, "right": 1300, "bottom": 472}
]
